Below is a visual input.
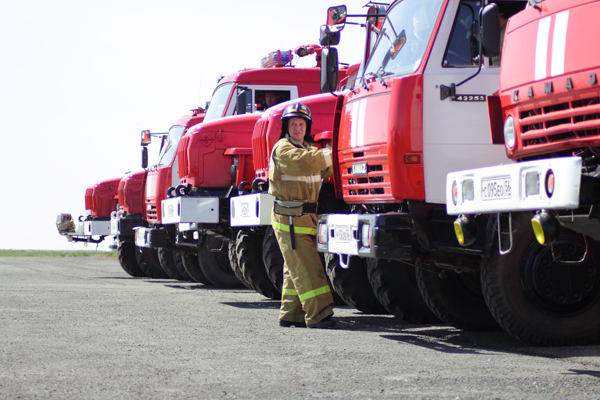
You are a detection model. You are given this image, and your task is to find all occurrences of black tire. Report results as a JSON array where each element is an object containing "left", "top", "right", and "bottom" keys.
[
  {"left": 416, "top": 268, "right": 500, "bottom": 331},
  {"left": 181, "top": 251, "right": 212, "bottom": 285},
  {"left": 481, "top": 212, "right": 600, "bottom": 346},
  {"left": 198, "top": 237, "right": 243, "bottom": 288},
  {"left": 263, "top": 226, "right": 284, "bottom": 291},
  {"left": 117, "top": 241, "right": 145, "bottom": 277},
  {"left": 237, "top": 230, "right": 280, "bottom": 300},
  {"left": 325, "top": 254, "right": 387, "bottom": 314},
  {"left": 366, "top": 258, "right": 440, "bottom": 323},
  {"left": 157, "top": 248, "right": 185, "bottom": 280},
  {"left": 172, "top": 250, "right": 193, "bottom": 282},
  {"left": 229, "top": 231, "right": 252, "bottom": 289},
  {"left": 135, "top": 246, "right": 170, "bottom": 279}
]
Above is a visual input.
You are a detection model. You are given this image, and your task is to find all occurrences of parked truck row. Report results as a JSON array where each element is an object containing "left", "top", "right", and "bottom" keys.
[{"left": 58, "top": 0, "right": 600, "bottom": 347}]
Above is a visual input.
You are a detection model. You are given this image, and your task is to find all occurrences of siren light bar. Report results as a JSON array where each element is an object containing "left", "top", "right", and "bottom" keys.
[{"left": 261, "top": 50, "right": 293, "bottom": 68}]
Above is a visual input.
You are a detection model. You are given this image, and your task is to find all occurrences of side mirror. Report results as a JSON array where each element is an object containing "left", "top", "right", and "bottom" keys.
[
  {"left": 321, "top": 47, "right": 339, "bottom": 92},
  {"left": 141, "top": 146, "right": 148, "bottom": 169},
  {"left": 327, "top": 5, "right": 347, "bottom": 33},
  {"left": 480, "top": 4, "right": 501, "bottom": 58},
  {"left": 319, "top": 25, "right": 340, "bottom": 46},
  {"left": 205, "top": 100, "right": 211, "bottom": 111},
  {"left": 236, "top": 89, "right": 252, "bottom": 114},
  {"left": 141, "top": 129, "right": 151, "bottom": 146}
]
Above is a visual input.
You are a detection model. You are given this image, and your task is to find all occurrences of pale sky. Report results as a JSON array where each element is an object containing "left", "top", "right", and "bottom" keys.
[{"left": 0, "top": 0, "right": 367, "bottom": 250}]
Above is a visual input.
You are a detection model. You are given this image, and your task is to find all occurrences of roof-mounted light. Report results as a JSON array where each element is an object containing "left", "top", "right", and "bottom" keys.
[{"left": 261, "top": 50, "right": 293, "bottom": 68}]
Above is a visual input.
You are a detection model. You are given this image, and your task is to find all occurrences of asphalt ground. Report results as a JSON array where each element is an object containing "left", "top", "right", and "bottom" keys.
[{"left": 1, "top": 256, "right": 600, "bottom": 399}]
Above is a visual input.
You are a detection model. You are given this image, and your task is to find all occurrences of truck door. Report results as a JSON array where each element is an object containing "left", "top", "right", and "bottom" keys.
[{"left": 422, "top": 0, "right": 522, "bottom": 204}]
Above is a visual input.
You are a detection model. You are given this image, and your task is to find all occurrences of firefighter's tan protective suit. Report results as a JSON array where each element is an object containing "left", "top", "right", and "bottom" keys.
[{"left": 269, "top": 134, "right": 334, "bottom": 326}]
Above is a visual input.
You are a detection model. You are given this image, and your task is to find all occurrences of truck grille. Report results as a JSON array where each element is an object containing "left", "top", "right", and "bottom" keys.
[
  {"left": 252, "top": 118, "right": 269, "bottom": 175},
  {"left": 340, "top": 144, "right": 392, "bottom": 202},
  {"left": 520, "top": 95, "right": 600, "bottom": 150},
  {"left": 146, "top": 201, "right": 158, "bottom": 223}
]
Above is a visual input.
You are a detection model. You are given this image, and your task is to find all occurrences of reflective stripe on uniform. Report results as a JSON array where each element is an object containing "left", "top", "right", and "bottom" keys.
[
  {"left": 272, "top": 221, "right": 317, "bottom": 235},
  {"left": 321, "top": 148, "right": 333, "bottom": 167},
  {"left": 282, "top": 288, "right": 298, "bottom": 296},
  {"left": 280, "top": 174, "right": 321, "bottom": 183},
  {"left": 298, "top": 285, "right": 331, "bottom": 302}
]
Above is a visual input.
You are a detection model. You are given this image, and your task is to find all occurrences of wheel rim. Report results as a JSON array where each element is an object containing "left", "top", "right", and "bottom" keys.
[{"left": 521, "top": 233, "right": 600, "bottom": 317}]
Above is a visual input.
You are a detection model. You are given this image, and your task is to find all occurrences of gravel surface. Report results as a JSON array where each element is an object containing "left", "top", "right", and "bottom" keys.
[{"left": 1, "top": 256, "right": 600, "bottom": 399}]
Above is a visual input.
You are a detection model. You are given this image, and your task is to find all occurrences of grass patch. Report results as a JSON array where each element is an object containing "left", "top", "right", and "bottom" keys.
[{"left": 0, "top": 250, "right": 118, "bottom": 258}]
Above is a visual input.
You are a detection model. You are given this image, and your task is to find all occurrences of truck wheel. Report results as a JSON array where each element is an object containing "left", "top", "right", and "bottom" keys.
[
  {"left": 262, "top": 226, "right": 284, "bottom": 291},
  {"left": 229, "top": 233, "right": 252, "bottom": 289},
  {"left": 172, "top": 250, "right": 193, "bottom": 282},
  {"left": 237, "top": 230, "right": 280, "bottom": 300},
  {"left": 416, "top": 268, "right": 500, "bottom": 331},
  {"left": 325, "top": 254, "right": 387, "bottom": 314},
  {"left": 135, "top": 246, "right": 170, "bottom": 279},
  {"left": 181, "top": 251, "right": 212, "bottom": 285},
  {"left": 482, "top": 213, "right": 600, "bottom": 346},
  {"left": 366, "top": 258, "right": 439, "bottom": 323},
  {"left": 117, "top": 241, "right": 145, "bottom": 277},
  {"left": 157, "top": 248, "right": 185, "bottom": 281},
  {"left": 198, "top": 237, "right": 243, "bottom": 288}
]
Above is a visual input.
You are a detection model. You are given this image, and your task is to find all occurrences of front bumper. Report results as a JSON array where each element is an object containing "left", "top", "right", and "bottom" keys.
[
  {"left": 161, "top": 196, "right": 219, "bottom": 224},
  {"left": 446, "top": 156, "right": 582, "bottom": 215},
  {"left": 317, "top": 213, "right": 413, "bottom": 260},
  {"left": 56, "top": 214, "right": 111, "bottom": 243},
  {"left": 134, "top": 226, "right": 167, "bottom": 248},
  {"left": 110, "top": 212, "right": 146, "bottom": 237},
  {"left": 230, "top": 193, "right": 275, "bottom": 227}
]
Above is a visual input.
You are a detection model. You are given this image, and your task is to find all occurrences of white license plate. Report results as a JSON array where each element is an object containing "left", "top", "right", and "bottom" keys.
[
  {"left": 352, "top": 162, "right": 367, "bottom": 176},
  {"left": 481, "top": 177, "right": 512, "bottom": 200},
  {"left": 334, "top": 225, "right": 352, "bottom": 242}
]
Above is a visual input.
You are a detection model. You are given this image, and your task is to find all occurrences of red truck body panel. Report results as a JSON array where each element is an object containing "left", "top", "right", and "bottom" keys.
[
  {"left": 219, "top": 68, "right": 321, "bottom": 97},
  {"left": 500, "top": 0, "right": 600, "bottom": 160},
  {"left": 85, "top": 177, "right": 121, "bottom": 217},
  {"left": 118, "top": 170, "right": 147, "bottom": 216},
  {"left": 336, "top": 75, "right": 425, "bottom": 203},
  {"left": 179, "top": 113, "right": 259, "bottom": 188}
]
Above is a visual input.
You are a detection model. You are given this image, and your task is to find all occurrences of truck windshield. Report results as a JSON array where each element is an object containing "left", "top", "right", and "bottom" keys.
[
  {"left": 361, "top": 0, "right": 443, "bottom": 83},
  {"left": 204, "top": 82, "right": 234, "bottom": 123},
  {"left": 155, "top": 125, "right": 185, "bottom": 167}
]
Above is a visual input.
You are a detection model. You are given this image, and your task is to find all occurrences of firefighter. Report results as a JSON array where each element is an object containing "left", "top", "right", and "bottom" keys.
[{"left": 269, "top": 102, "right": 336, "bottom": 329}]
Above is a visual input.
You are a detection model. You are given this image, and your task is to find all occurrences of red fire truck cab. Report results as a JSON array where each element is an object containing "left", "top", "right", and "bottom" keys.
[
  {"left": 447, "top": 0, "right": 600, "bottom": 346},
  {"left": 316, "top": 0, "right": 527, "bottom": 327}
]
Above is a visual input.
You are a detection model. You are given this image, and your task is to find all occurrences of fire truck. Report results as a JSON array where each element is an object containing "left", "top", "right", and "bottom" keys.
[
  {"left": 228, "top": 12, "right": 389, "bottom": 309},
  {"left": 57, "top": 109, "right": 205, "bottom": 279},
  {"left": 113, "top": 109, "right": 206, "bottom": 279},
  {"left": 316, "top": 0, "right": 527, "bottom": 326},
  {"left": 446, "top": 0, "right": 600, "bottom": 346},
  {"left": 56, "top": 177, "right": 121, "bottom": 248},
  {"left": 138, "top": 48, "right": 336, "bottom": 289}
]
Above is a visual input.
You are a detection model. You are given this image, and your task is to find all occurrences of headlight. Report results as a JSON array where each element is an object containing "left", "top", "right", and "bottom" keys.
[
  {"left": 318, "top": 223, "right": 328, "bottom": 244},
  {"left": 361, "top": 224, "right": 371, "bottom": 248},
  {"left": 451, "top": 181, "right": 458, "bottom": 206},
  {"left": 545, "top": 170, "right": 555, "bottom": 198},
  {"left": 504, "top": 115, "right": 516, "bottom": 149}
]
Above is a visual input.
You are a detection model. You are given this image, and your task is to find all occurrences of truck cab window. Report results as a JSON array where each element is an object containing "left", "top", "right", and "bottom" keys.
[
  {"left": 204, "top": 82, "right": 234, "bottom": 123},
  {"left": 234, "top": 89, "right": 292, "bottom": 114},
  {"left": 256, "top": 90, "right": 290, "bottom": 111},
  {"left": 156, "top": 125, "right": 185, "bottom": 167},
  {"left": 361, "top": 0, "right": 444, "bottom": 82},
  {"left": 443, "top": 0, "right": 482, "bottom": 68}
]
